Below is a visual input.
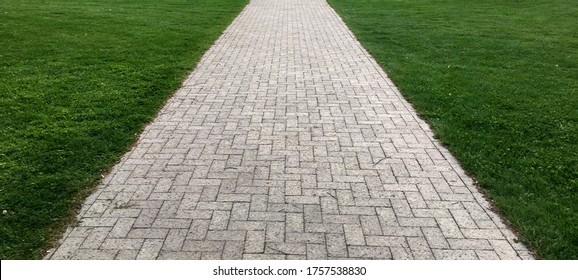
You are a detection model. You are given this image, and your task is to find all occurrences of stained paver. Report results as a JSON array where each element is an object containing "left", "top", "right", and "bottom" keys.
[{"left": 47, "top": 0, "right": 532, "bottom": 260}]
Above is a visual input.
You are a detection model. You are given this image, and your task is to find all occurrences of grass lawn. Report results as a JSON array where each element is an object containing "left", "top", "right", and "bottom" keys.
[
  {"left": 0, "top": 0, "right": 247, "bottom": 259},
  {"left": 329, "top": 0, "right": 577, "bottom": 259}
]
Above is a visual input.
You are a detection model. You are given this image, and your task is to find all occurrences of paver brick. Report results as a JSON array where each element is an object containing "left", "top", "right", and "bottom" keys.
[
  {"left": 448, "top": 238, "right": 493, "bottom": 250},
  {"left": 80, "top": 227, "right": 111, "bottom": 249},
  {"left": 100, "top": 238, "right": 144, "bottom": 250},
  {"left": 67, "top": 227, "right": 92, "bottom": 239},
  {"left": 175, "top": 209, "right": 212, "bottom": 219},
  {"left": 437, "top": 218, "right": 464, "bottom": 239},
  {"left": 209, "top": 211, "right": 231, "bottom": 230},
  {"left": 475, "top": 250, "right": 501, "bottom": 260},
  {"left": 223, "top": 240, "right": 245, "bottom": 260},
  {"left": 50, "top": 237, "right": 85, "bottom": 260},
  {"left": 163, "top": 229, "right": 187, "bottom": 251},
  {"left": 286, "top": 232, "right": 325, "bottom": 244},
  {"left": 266, "top": 222, "right": 285, "bottom": 243},
  {"left": 407, "top": 237, "right": 434, "bottom": 260},
  {"left": 187, "top": 219, "right": 210, "bottom": 240},
  {"left": 462, "top": 229, "right": 506, "bottom": 240},
  {"left": 137, "top": 239, "right": 164, "bottom": 260},
  {"left": 250, "top": 195, "right": 269, "bottom": 212},
  {"left": 451, "top": 209, "right": 479, "bottom": 229},
  {"left": 286, "top": 212, "right": 304, "bottom": 233},
  {"left": 422, "top": 228, "right": 450, "bottom": 249},
  {"left": 360, "top": 215, "right": 383, "bottom": 235},
  {"left": 266, "top": 242, "right": 306, "bottom": 255},
  {"left": 490, "top": 239, "right": 521, "bottom": 260},
  {"left": 80, "top": 218, "right": 118, "bottom": 227},
  {"left": 432, "top": 249, "right": 478, "bottom": 260},
  {"left": 307, "top": 244, "right": 328, "bottom": 259},
  {"left": 115, "top": 249, "right": 139, "bottom": 260},
  {"left": 305, "top": 222, "right": 343, "bottom": 234},
  {"left": 72, "top": 249, "right": 119, "bottom": 260},
  {"left": 206, "top": 230, "right": 247, "bottom": 241},
  {"left": 343, "top": 224, "right": 365, "bottom": 246},
  {"left": 398, "top": 217, "right": 437, "bottom": 228},
  {"left": 249, "top": 211, "right": 285, "bottom": 222},
  {"left": 243, "top": 254, "right": 286, "bottom": 260},
  {"left": 245, "top": 231, "right": 265, "bottom": 253},
  {"left": 228, "top": 221, "right": 267, "bottom": 231},
  {"left": 348, "top": 246, "right": 391, "bottom": 259},
  {"left": 326, "top": 233, "right": 348, "bottom": 257},
  {"left": 182, "top": 240, "right": 225, "bottom": 252},
  {"left": 157, "top": 201, "right": 179, "bottom": 218},
  {"left": 127, "top": 228, "right": 169, "bottom": 239},
  {"left": 153, "top": 218, "right": 192, "bottom": 229},
  {"left": 365, "top": 236, "right": 407, "bottom": 248}
]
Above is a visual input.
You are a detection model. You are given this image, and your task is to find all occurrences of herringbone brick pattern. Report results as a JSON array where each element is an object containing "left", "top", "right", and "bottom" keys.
[{"left": 47, "top": 0, "right": 532, "bottom": 260}]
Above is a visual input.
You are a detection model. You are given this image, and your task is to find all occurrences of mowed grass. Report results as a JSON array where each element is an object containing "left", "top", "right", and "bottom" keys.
[
  {"left": 328, "top": 0, "right": 577, "bottom": 259},
  {"left": 0, "top": 0, "right": 247, "bottom": 259}
]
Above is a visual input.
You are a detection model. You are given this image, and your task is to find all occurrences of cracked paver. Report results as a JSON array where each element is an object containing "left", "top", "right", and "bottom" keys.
[{"left": 47, "top": 0, "right": 532, "bottom": 260}]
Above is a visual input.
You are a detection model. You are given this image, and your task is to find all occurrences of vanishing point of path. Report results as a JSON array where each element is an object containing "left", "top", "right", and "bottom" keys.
[{"left": 48, "top": 0, "right": 532, "bottom": 260}]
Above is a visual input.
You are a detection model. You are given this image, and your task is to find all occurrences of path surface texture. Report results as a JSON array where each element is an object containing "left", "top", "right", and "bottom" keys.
[{"left": 48, "top": 0, "right": 532, "bottom": 260}]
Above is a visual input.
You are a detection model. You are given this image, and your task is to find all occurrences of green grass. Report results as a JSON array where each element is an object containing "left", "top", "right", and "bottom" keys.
[
  {"left": 0, "top": 0, "right": 247, "bottom": 259},
  {"left": 328, "top": 0, "right": 577, "bottom": 259}
]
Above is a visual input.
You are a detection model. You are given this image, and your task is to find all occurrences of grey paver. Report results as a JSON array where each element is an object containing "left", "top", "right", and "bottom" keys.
[
  {"left": 343, "top": 224, "right": 365, "bottom": 246},
  {"left": 48, "top": 0, "right": 530, "bottom": 260},
  {"left": 115, "top": 249, "right": 139, "bottom": 260},
  {"left": 245, "top": 231, "right": 265, "bottom": 254},
  {"left": 326, "top": 233, "right": 348, "bottom": 258},
  {"left": 348, "top": 246, "right": 392, "bottom": 259},
  {"left": 307, "top": 244, "right": 328, "bottom": 259},
  {"left": 266, "top": 242, "right": 306, "bottom": 255},
  {"left": 136, "top": 239, "right": 164, "bottom": 260},
  {"left": 407, "top": 237, "right": 434, "bottom": 260},
  {"left": 433, "top": 249, "right": 478, "bottom": 260}
]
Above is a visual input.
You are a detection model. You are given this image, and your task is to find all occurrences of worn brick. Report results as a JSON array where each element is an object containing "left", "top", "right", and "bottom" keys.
[
  {"left": 245, "top": 231, "right": 265, "bottom": 253},
  {"left": 348, "top": 246, "right": 391, "bottom": 259},
  {"left": 266, "top": 242, "right": 306, "bottom": 255},
  {"left": 223, "top": 241, "right": 244, "bottom": 260},
  {"left": 432, "top": 249, "right": 478, "bottom": 260},
  {"left": 448, "top": 239, "right": 492, "bottom": 250},
  {"left": 422, "top": 228, "right": 450, "bottom": 249},
  {"left": 436, "top": 218, "right": 464, "bottom": 239},
  {"left": 249, "top": 211, "right": 285, "bottom": 221},
  {"left": 182, "top": 240, "right": 225, "bottom": 252},
  {"left": 407, "top": 237, "right": 434, "bottom": 260},
  {"left": 187, "top": 219, "right": 210, "bottom": 240},
  {"left": 266, "top": 222, "right": 285, "bottom": 243},
  {"left": 80, "top": 227, "right": 111, "bottom": 249},
  {"left": 153, "top": 218, "right": 192, "bottom": 229},
  {"left": 206, "top": 230, "right": 246, "bottom": 241},
  {"left": 209, "top": 211, "right": 231, "bottom": 230},
  {"left": 286, "top": 232, "right": 325, "bottom": 244},
  {"left": 163, "top": 229, "right": 187, "bottom": 251},
  {"left": 326, "top": 233, "right": 348, "bottom": 257},
  {"left": 127, "top": 228, "right": 169, "bottom": 239},
  {"left": 100, "top": 239, "right": 144, "bottom": 250},
  {"left": 365, "top": 236, "right": 407, "bottom": 247},
  {"left": 286, "top": 212, "right": 304, "bottom": 233},
  {"left": 136, "top": 239, "right": 163, "bottom": 260},
  {"left": 343, "top": 224, "right": 365, "bottom": 246}
]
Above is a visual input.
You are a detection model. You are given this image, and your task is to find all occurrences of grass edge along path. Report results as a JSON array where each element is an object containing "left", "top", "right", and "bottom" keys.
[
  {"left": 0, "top": 0, "right": 248, "bottom": 259},
  {"left": 328, "top": 0, "right": 577, "bottom": 259}
]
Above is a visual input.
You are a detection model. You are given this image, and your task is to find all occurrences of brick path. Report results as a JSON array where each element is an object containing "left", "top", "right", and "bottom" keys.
[{"left": 47, "top": 0, "right": 532, "bottom": 260}]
